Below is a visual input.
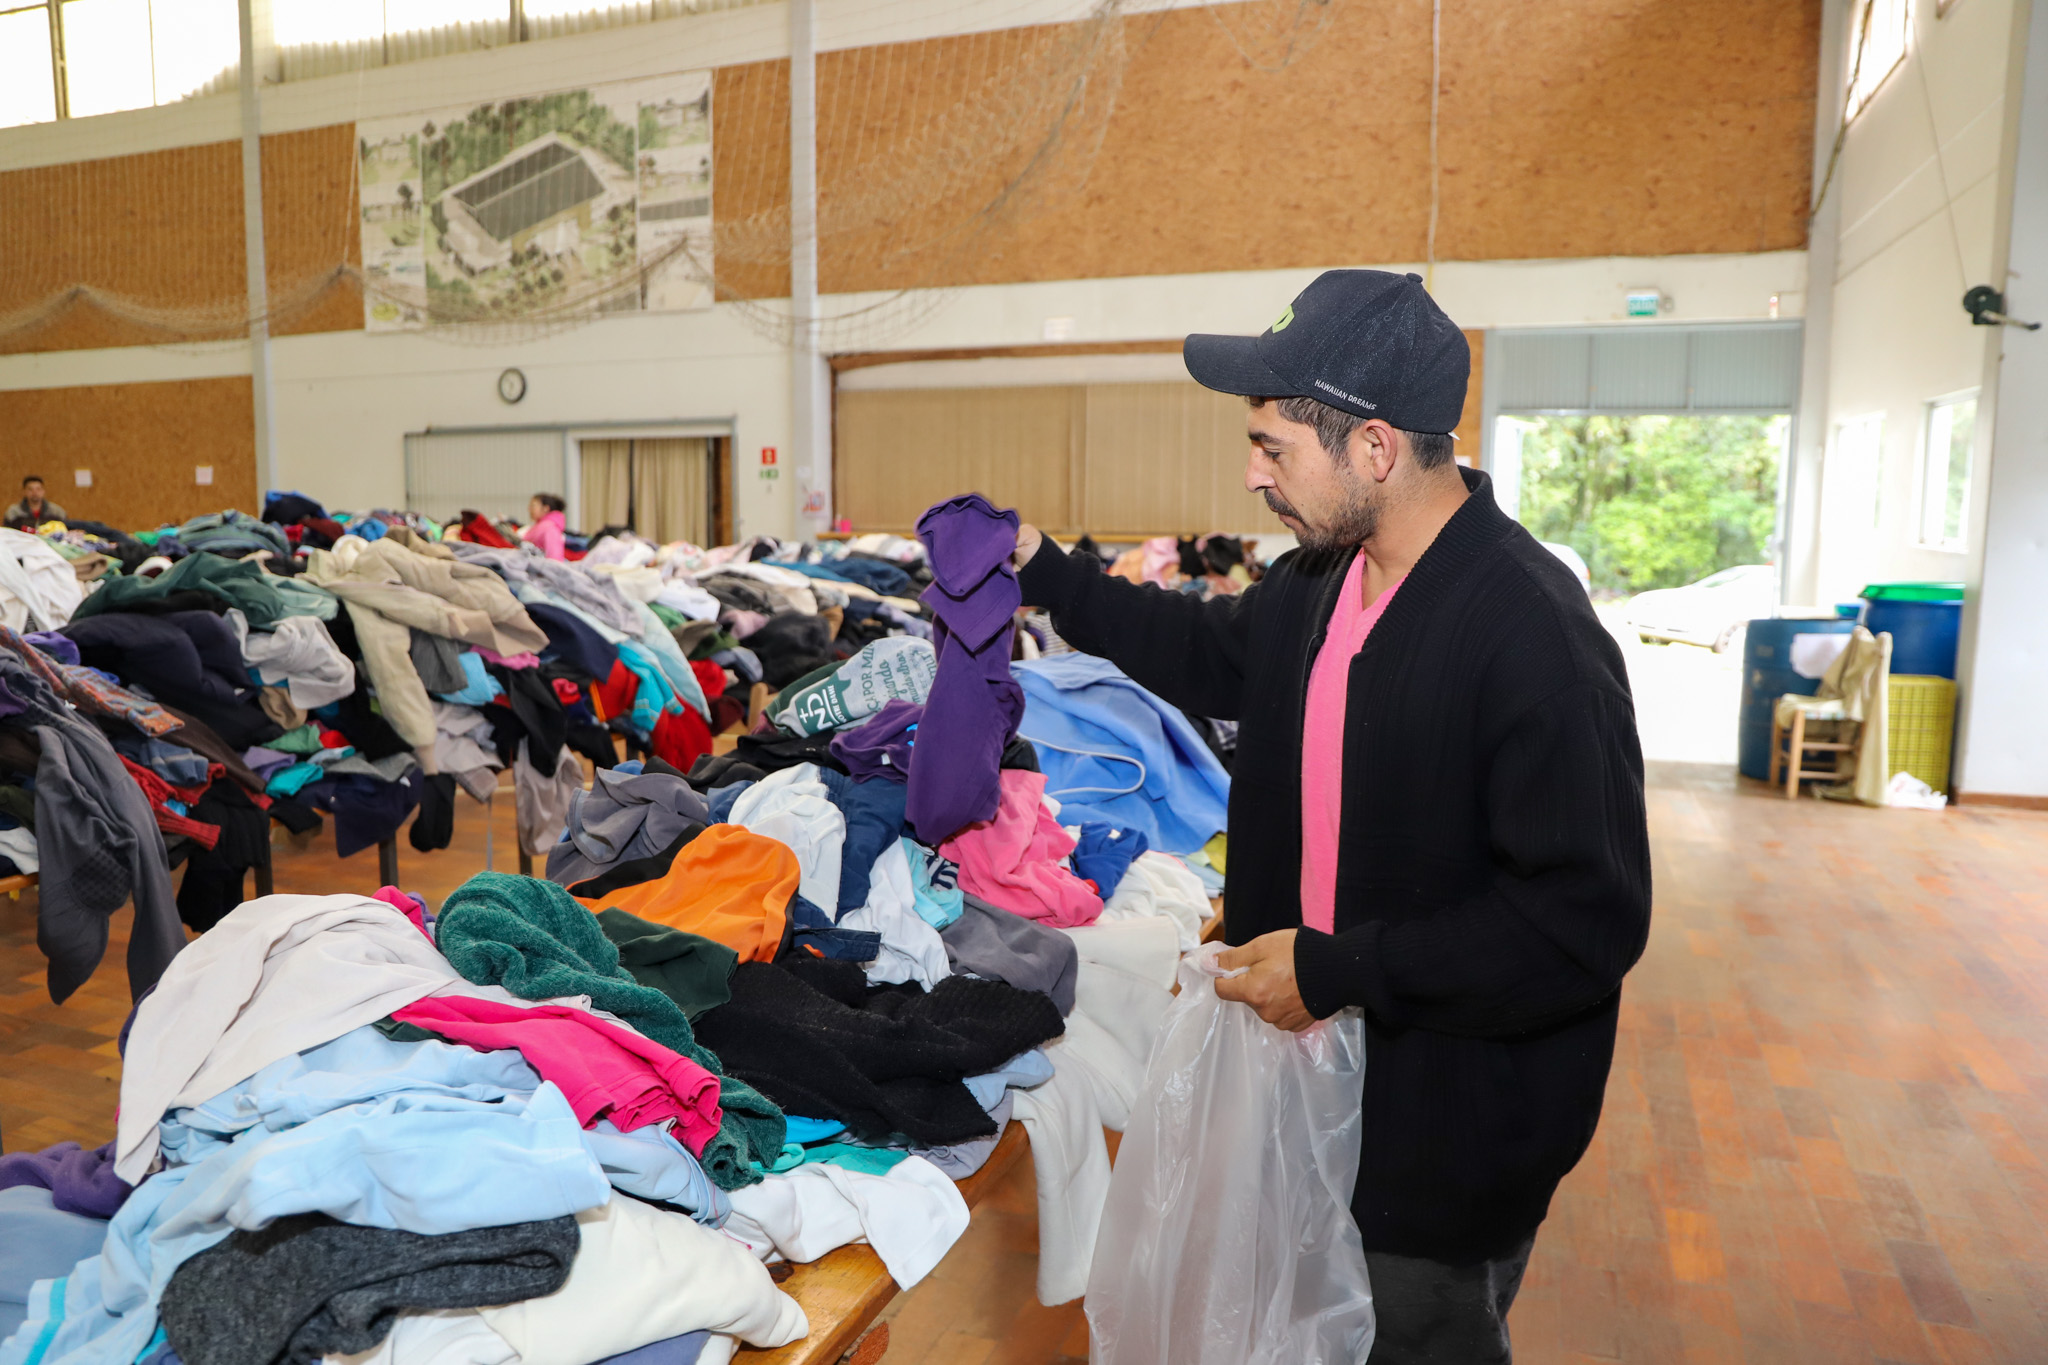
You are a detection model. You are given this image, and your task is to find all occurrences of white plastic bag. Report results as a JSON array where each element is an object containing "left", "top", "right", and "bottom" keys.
[{"left": 1085, "top": 942, "right": 1373, "bottom": 1365}]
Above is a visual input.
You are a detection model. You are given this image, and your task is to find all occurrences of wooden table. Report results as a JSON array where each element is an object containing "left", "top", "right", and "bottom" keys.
[{"left": 737, "top": 1124, "right": 1031, "bottom": 1365}]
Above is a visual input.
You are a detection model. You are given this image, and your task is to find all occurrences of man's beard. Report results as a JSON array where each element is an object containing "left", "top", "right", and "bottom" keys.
[{"left": 1264, "top": 479, "right": 1379, "bottom": 553}]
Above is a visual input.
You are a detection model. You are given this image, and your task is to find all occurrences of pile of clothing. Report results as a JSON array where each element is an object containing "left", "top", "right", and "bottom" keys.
[
  {"left": 0, "top": 495, "right": 956, "bottom": 1006},
  {"left": 0, "top": 880, "right": 821, "bottom": 1365},
  {"left": 528, "top": 494, "right": 1221, "bottom": 1303},
  {"left": 2, "top": 490, "right": 1232, "bottom": 1330},
  {"left": 0, "top": 816, "right": 1180, "bottom": 1360},
  {"left": 1064, "top": 531, "right": 1263, "bottom": 601}
]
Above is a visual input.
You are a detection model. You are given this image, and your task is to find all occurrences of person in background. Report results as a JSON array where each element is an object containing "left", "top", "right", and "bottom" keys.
[
  {"left": 1011, "top": 270, "right": 1651, "bottom": 1363},
  {"left": 4, "top": 476, "right": 66, "bottom": 528},
  {"left": 522, "top": 493, "right": 567, "bottom": 560}
]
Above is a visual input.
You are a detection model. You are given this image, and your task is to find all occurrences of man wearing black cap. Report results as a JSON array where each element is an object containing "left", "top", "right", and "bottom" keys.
[{"left": 1012, "top": 270, "right": 1650, "bottom": 1362}]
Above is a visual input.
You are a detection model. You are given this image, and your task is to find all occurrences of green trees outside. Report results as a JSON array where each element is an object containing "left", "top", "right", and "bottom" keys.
[{"left": 1516, "top": 415, "right": 1785, "bottom": 596}]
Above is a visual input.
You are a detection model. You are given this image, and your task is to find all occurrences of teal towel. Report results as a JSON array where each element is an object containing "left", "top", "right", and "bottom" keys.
[{"left": 434, "top": 871, "right": 784, "bottom": 1189}]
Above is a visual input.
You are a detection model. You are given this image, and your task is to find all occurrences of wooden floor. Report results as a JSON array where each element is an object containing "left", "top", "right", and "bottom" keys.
[{"left": 5, "top": 762, "right": 2048, "bottom": 1363}]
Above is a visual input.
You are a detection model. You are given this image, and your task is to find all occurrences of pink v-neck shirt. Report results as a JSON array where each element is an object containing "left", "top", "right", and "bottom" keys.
[{"left": 1300, "top": 550, "right": 1403, "bottom": 934}]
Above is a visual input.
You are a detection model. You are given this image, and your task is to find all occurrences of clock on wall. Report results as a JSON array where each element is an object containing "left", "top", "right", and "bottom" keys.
[{"left": 497, "top": 368, "right": 527, "bottom": 404}]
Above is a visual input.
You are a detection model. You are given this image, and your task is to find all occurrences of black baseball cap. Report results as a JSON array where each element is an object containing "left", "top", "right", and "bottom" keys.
[{"left": 1183, "top": 270, "right": 1470, "bottom": 435}]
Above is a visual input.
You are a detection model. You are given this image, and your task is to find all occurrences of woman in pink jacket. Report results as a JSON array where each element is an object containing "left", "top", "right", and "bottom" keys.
[{"left": 522, "top": 493, "right": 568, "bottom": 559}]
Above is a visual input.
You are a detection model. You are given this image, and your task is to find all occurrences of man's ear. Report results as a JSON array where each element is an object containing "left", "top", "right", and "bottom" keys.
[{"left": 1349, "top": 420, "right": 1401, "bottom": 484}]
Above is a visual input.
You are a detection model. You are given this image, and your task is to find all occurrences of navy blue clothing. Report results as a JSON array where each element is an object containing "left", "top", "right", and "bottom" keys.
[
  {"left": 787, "top": 895, "right": 883, "bottom": 962},
  {"left": 307, "top": 772, "right": 421, "bottom": 858},
  {"left": 818, "top": 769, "right": 907, "bottom": 913},
  {"left": 523, "top": 603, "right": 619, "bottom": 683},
  {"left": 1069, "top": 822, "right": 1148, "bottom": 898}
]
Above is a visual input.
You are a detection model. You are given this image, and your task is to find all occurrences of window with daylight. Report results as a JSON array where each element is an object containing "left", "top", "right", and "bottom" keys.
[
  {"left": 1919, "top": 395, "right": 1975, "bottom": 552},
  {"left": 1846, "top": 0, "right": 1912, "bottom": 120},
  {"left": 0, "top": 0, "right": 238, "bottom": 128}
]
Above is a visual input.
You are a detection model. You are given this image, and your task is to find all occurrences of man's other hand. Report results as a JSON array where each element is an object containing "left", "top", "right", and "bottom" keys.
[
  {"left": 1214, "top": 930, "right": 1314, "bottom": 1032},
  {"left": 1012, "top": 523, "right": 1044, "bottom": 570}
]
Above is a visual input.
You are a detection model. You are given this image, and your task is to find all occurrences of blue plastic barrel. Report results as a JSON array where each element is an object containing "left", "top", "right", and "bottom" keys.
[
  {"left": 1861, "top": 600, "right": 1962, "bottom": 678},
  {"left": 1737, "top": 619, "right": 1858, "bottom": 781}
]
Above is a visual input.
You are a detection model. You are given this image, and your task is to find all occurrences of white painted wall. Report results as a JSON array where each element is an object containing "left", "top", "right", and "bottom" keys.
[
  {"left": 1807, "top": 0, "right": 2020, "bottom": 609},
  {"left": 0, "top": 250, "right": 1802, "bottom": 539},
  {"left": 1956, "top": 0, "right": 2047, "bottom": 800}
]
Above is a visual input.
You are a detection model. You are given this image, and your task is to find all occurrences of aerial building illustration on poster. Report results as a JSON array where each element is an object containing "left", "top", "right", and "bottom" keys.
[{"left": 358, "top": 71, "right": 713, "bottom": 332}]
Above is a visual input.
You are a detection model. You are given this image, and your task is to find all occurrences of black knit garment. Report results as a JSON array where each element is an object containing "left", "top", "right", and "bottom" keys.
[
  {"left": 692, "top": 956, "right": 1065, "bottom": 1144},
  {"left": 159, "top": 1213, "right": 579, "bottom": 1365}
]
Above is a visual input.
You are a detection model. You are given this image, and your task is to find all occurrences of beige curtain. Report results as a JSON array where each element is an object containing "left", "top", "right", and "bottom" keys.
[
  {"left": 633, "top": 437, "right": 711, "bottom": 545},
  {"left": 580, "top": 439, "right": 632, "bottom": 531}
]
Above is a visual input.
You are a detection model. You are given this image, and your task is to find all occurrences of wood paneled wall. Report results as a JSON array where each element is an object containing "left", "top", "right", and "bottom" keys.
[
  {"left": 0, "top": 377, "right": 257, "bottom": 528},
  {"left": 0, "top": 125, "right": 360, "bottom": 356},
  {"left": 718, "top": 0, "right": 1819, "bottom": 297},
  {"left": 4, "top": 0, "right": 1817, "bottom": 354},
  {"left": 835, "top": 386, "right": 1083, "bottom": 531}
]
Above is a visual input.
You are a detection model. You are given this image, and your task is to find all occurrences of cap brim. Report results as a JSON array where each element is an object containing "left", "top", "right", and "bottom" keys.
[{"left": 1183, "top": 334, "right": 1297, "bottom": 400}]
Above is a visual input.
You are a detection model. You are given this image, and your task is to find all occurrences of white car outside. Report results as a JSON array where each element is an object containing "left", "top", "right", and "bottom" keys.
[
  {"left": 1624, "top": 564, "right": 1778, "bottom": 652},
  {"left": 1539, "top": 542, "right": 1592, "bottom": 595}
]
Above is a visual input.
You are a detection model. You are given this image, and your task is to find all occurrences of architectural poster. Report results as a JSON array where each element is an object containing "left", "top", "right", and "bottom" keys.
[{"left": 358, "top": 70, "right": 713, "bottom": 331}]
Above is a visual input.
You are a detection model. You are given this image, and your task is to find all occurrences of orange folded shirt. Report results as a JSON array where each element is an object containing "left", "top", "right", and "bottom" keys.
[{"left": 575, "top": 824, "right": 796, "bottom": 963}]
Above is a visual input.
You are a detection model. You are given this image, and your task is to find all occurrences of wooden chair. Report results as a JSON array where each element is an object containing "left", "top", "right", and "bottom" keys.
[
  {"left": 1769, "top": 697, "right": 1857, "bottom": 796},
  {"left": 1768, "top": 627, "right": 1892, "bottom": 799}
]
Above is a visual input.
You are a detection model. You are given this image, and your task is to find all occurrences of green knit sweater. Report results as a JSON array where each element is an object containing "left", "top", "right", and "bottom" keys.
[{"left": 434, "top": 871, "right": 784, "bottom": 1189}]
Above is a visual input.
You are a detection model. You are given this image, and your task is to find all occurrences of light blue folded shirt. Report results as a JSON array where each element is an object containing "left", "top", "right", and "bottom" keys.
[
  {"left": 904, "top": 840, "right": 964, "bottom": 930},
  {"left": 2, "top": 1080, "right": 607, "bottom": 1365},
  {"left": 159, "top": 1026, "right": 541, "bottom": 1165},
  {"left": 964, "top": 1049, "right": 1055, "bottom": 1113},
  {"left": 628, "top": 600, "right": 711, "bottom": 723},
  {"left": 433, "top": 651, "right": 504, "bottom": 707},
  {"left": 583, "top": 1120, "right": 729, "bottom": 1227}
]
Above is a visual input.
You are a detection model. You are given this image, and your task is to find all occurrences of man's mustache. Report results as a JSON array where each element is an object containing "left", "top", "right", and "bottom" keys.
[{"left": 1263, "top": 489, "right": 1300, "bottom": 521}]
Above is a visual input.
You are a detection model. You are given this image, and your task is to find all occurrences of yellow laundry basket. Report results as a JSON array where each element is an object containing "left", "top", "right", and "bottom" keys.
[{"left": 1888, "top": 673, "right": 1957, "bottom": 793}]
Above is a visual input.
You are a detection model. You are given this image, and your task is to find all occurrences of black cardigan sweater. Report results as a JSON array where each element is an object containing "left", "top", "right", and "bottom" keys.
[{"left": 1018, "top": 469, "right": 1651, "bottom": 1264}]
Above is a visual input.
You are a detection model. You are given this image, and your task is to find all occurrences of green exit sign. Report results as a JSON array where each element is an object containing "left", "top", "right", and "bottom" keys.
[{"left": 1626, "top": 290, "right": 1662, "bottom": 317}]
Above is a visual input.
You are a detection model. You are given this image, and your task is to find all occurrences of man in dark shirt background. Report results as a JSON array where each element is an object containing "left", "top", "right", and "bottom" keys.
[
  {"left": 1013, "top": 271, "right": 1651, "bottom": 1362},
  {"left": 5, "top": 476, "right": 66, "bottom": 527}
]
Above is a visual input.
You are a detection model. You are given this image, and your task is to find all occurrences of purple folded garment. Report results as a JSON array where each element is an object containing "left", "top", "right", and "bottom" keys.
[
  {"left": 906, "top": 495, "right": 1023, "bottom": 844},
  {"left": 830, "top": 698, "right": 921, "bottom": 783},
  {"left": 241, "top": 746, "right": 296, "bottom": 776},
  {"left": 24, "top": 631, "right": 80, "bottom": 667},
  {"left": 0, "top": 1138, "right": 133, "bottom": 1219}
]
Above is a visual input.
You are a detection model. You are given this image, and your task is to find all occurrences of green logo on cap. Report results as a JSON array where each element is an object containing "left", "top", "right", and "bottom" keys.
[{"left": 1270, "top": 305, "right": 1294, "bottom": 334}]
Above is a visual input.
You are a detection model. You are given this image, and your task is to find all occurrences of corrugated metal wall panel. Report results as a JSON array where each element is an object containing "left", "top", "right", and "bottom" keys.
[
  {"left": 1493, "top": 323, "right": 1801, "bottom": 414},
  {"left": 405, "top": 429, "right": 565, "bottom": 525},
  {"left": 1493, "top": 333, "right": 1591, "bottom": 410},
  {"left": 1690, "top": 325, "right": 1803, "bottom": 411},
  {"left": 1590, "top": 328, "right": 1691, "bottom": 410}
]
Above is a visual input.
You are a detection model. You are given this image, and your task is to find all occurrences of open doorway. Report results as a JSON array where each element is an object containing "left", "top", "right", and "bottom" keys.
[
  {"left": 1499, "top": 415, "right": 1789, "bottom": 763},
  {"left": 1484, "top": 324, "right": 1802, "bottom": 766},
  {"left": 578, "top": 436, "right": 732, "bottom": 547}
]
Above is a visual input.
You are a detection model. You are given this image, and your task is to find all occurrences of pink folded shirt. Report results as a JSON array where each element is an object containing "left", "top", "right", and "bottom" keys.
[
  {"left": 393, "top": 995, "right": 724, "bottom": 1156},
  {"left": 942, "top": 768, "right": 1104, "bottom": 929},
  {"left": 373, "top": 885, "right": 432, "bottom": 939}
]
